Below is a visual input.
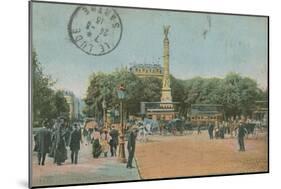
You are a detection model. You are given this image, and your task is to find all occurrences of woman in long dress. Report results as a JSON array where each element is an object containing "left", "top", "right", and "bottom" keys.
[
  {"left": 92, "top": 128, "right": 102, "bottom": 158},
  {"left": 100, "top": 129, "right": 112, "bottom": 157},
  {"left": 54, "top": 124, "right": 67, "bottom": 165}
]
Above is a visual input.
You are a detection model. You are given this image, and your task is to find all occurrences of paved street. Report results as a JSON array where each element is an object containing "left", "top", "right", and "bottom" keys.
[
  {"left": 32, "top": 131, "right": 268, "bottom": 187},
  {"left": 135, "top": 131, "right": 268, "bottom": 179},
  {"left": 32, "top": 141, "right": 140, "bottom": 187}
]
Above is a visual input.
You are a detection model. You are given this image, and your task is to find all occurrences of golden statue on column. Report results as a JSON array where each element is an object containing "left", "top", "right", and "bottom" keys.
[{"left": 160, "top": 25, "right": 173, "bottom": 108}]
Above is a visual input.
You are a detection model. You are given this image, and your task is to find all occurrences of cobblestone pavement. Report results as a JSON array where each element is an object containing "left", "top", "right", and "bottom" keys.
[
  {"left": 135, "top": 131, "right": 268, "bottom": 179},
  {"left": 32, "top": 142, "right": 140, "bottom": 187}
]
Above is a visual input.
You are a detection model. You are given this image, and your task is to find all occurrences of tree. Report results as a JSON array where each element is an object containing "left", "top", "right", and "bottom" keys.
[
  {"left": 181, "top": 77, "right": 204, "bottom": 115},
  {"left": 83, "top": 68, "right": 265, "bottom": 121},
  {"left": 32, "top": 50, "right": 56, "bottom": 127},
  {"left": 84, "top": 72, "right": 107, "bottom": 119},
  {"left": 238, "top": 77, "right": 261, "bottom": 116},
  {"left": 140, "top": 77, "right": 162, "bottom": 102},
  {"left": 84, "top": 69, "right": 145, "bottom": 119},
  {"left": 215, "top": 73, "right": 262, "bottom": 118},
  {"left": 32, "top": 50, "right": 71, "bottom": 127},
  {"left": 54, "top": 90, "right": 70, "bottom": 120},
  {"left": 170, "top": 75, "right": 185, "bottom": 116}
]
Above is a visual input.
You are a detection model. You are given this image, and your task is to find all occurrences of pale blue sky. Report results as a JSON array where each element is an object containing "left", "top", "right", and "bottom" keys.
[{"left": 32, "top": 2, "right": 268, "bottom": 98}]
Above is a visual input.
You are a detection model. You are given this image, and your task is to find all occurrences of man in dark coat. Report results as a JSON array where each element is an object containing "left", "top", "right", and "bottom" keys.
[
  {"left": 69, "top": 124, "right": 82, "bottom": 164},
  {"left": 197, "top": 123, "right": 202, "bottom": 135},
  {"left": 207, "top": 122, "right": 214, "bottom": 139},
  {"left": 237, "top": 120, "right": 248, "bottom": 151},
  {"left": 109, "top": 125, "right": 119, "bottom": 157},
  {"left": 34, "top": 122, "right": 52, "bottom": 166},
  {"left": 126, "top": 128, "right": 138, "bottom": 168},
  {"left": 219, "top": 122, "right": 225, "bottom": 139}
]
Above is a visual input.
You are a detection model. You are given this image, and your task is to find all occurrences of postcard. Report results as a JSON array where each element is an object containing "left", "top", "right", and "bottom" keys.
[{"left": 29, "top": 1, "right": 269, "bottom": 188}]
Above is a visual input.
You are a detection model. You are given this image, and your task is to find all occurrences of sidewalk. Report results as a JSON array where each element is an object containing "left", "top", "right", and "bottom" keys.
[{"left": 32, "top": 143, "right": 140, "bottom": 187}]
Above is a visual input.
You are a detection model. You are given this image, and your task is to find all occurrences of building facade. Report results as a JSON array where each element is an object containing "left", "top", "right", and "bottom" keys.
[
  {"left": 129, "top": 63, "right": 163, "bottom": 79},
  {"left": 64, "top": 91, "right": 80, "bottom": 121}
]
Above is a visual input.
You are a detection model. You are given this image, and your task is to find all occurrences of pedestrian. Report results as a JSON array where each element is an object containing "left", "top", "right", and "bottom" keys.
[
  {"left": 69, "top": 123, "right": 82, "bottom": 164},
  {"left": 126, "top": 126, "right": 138, "bottom": 169},
  {"left": 34, "top": 121, "right": 52, "bottom": 166},
  {"left": 109, "top": 125, "right": 119, "bottom": 157},
  {"left": 85, "top": 128, "right": 93, "bottom": 145},
  {"left": 54, "top": 123, "right": 68, "bottom": 165},
  {"left": 64, "top": 124, "right": 72, "bottom": 147},
  {"left": 92, "top": 128, "right": 102, "bottom": 158},
  {"left": 237, "top": 119, "right": 248, "bottom": 152},
  {"left": 219, "top": 122, "right": 225, "bottom": 139},
  {"left": 159, "top": 118, "right": 164, "bottom": 135},
  {"left": 197, "top": 123, "right": 202, "bottom": 135},
  {"left": 225, "top": 120, "right": 230, "bottom": 134},
  {"left": 100, "top": 129, "right": 111, "bottom": 157},
  {"left": 172, "top": 124, "right": 177, "bottom": 136},
  {"left": 207, "top": 122, "right": 214, "bottom": 139},
  {"left": 82, "top": 128, "right": 89, "bottom": 145},
  {"left": 49, "top": 119, "right": 59, "bottom": 158}
]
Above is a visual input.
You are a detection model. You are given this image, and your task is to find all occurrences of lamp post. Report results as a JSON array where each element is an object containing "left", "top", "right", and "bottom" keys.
[
  {"left": 117, "top": 84, "right": 126, "bottom": 163},
  {"left": 102, "top": 98, "right": 107, "bottom": 129}
]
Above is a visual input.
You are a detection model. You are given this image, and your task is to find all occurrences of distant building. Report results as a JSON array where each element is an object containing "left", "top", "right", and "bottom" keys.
[
  {"left": 64, "top": 91, "right": 80, "bottom": 121},
  {"left": 129, "top": 63, "right": 163, "bottom": 79}
]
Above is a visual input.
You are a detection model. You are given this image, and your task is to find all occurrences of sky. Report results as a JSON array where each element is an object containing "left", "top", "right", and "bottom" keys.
[{"left": 32, "top": 2, "right": 268, "bottom": 98}]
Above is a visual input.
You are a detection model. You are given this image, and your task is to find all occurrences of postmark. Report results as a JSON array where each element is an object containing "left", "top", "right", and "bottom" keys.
[{"left": 68, "top": 6, "right": 123, "bottom": 56}]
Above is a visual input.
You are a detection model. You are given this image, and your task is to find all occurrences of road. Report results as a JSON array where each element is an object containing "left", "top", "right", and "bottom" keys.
[
  {"left": 135, "top": 131, "right": 268, "bottom": 179},
  {"left": 31, "top": 131, "right": 268, "bottom": 187}
]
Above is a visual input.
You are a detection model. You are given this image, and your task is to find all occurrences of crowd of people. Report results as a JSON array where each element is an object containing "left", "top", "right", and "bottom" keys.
[
  {"left": 34, "top": 115, "right": 265, "bottom": 168},
  {"left": 34, "top": 117, "right": 138, "bottom": 168},
  {"left": 81, "top": 124, "right": 119, "bottom": 159},
  {"left": 206, "top": 118, "right": 249, "bottom": 152},
  {"left": 126, "top": 115, "right": 265, "bottom": 153},
  {"left": 34, "top": 117, "right": 82, "bottom": 166}
]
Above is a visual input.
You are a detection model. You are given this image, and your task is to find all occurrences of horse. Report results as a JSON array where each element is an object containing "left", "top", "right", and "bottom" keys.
[
  {"left": 143, "top": 118, "right": 160, "bottom": 135},
  {"left": 137, "top": 125, "right": 149, "bottom": 142}
]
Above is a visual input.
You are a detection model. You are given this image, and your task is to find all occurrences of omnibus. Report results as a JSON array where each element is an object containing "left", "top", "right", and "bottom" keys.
[{"left": 189, "top": 104, "right": 224, "bottom": 127}]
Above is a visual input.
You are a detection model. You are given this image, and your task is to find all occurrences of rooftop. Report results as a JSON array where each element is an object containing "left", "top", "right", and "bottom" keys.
[{"left": 129, "top": 63, "right": 163, "bottom": 70}]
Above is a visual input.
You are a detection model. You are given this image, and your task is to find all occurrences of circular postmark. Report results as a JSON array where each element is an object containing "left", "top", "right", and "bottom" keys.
[{"left": 68, "top": 6, "right": 122, "bottom": 56}]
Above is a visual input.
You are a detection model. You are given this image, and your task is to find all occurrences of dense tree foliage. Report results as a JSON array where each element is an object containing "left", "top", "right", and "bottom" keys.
[
  {"left": 83, "top": 69, "right": 161, "bottom": 120},
  {"left": 84, "top": 69, "right": 266, "bottom": 120},
  {"left": 32, "top": 50, "right": 70, "bottom": 127}
]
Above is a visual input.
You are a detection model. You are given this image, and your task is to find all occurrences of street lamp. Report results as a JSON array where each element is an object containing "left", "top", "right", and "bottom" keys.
[
  {"left": 117, "top": 84, "right": 127, "bottom": 163},
  {"left": 102, "top": 98, "right": 107, "bottom": 129}
]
